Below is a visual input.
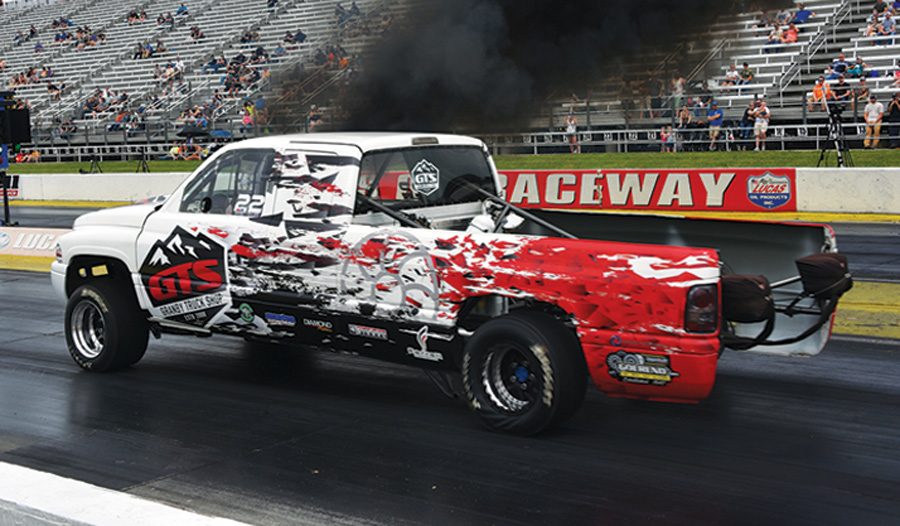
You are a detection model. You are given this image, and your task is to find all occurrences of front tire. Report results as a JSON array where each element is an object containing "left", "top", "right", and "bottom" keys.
[
  {"left": 65, "top": 281, "right": 149, "bottom": 371},
  {"left": 462, "top": 310, "right": 587, "bottom": 435}
]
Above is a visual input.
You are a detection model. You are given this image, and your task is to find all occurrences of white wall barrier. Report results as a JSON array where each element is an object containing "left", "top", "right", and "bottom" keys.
[
  {"left": 5, "top": 169, "right": 900, "bottom": 214},
  {"left": 13, "top": 173, "right": 192, "bottom": 203},
  {"left": 796, "top": 168, "right": 900, "bottom": 214}
]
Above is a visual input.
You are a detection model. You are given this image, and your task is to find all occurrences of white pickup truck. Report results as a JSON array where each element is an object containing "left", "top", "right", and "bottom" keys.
[{"left": 52, "top": 133, "right": 851, "bottom": 434}]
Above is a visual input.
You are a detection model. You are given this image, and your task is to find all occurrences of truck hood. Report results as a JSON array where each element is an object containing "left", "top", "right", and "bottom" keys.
[{"left": 73, "top": 204, "right": 157, "bottom": 230}]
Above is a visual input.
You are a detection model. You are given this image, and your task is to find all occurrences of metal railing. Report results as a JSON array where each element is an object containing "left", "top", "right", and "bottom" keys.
[{"left": 478, "top": 120, "right": 880, "bottom": 156}]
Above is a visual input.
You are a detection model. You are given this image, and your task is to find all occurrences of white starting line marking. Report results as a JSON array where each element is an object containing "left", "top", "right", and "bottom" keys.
[{"left": 0, "top": 462, "right": 251, "bottom": 526}]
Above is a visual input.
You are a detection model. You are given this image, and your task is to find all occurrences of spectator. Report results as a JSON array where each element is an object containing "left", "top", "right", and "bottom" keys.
[
  {"left": 888, "top": 92, "right": 900, "bottom": 148},
  {"left": 877, "top": 12, "right": 896, "bottom": 46},
  {"left": 765, "top": 26, "right": 784, "bottom": 53},
  {"left": 564, "top": 113, "right": 579, "bottom": 153},
  {"left": 808, "top": 76, "right": 833, "bottom": 111},
  {"left": 739, "top": 100, "right": 756, "bottom": 149},
  {"left": 723, "top": 64, "right": 739, "bottom": 89},
  {"left": 792, "top": 3, "right": 815, "bottom": 25},
  {"left": 273, "top": 43, "right": 286, "bottom": 60},
  {"left": 706, "top": 101, "right": 723, "bottom": 151},
  {"left": 864, "top": 95, "right": 884, "bottom": 148},
  {"left": 677, "top": 104, "right": 692, "bottom": 129},
  {"left": 659, "top": 126, "right": 672, "bottom": 153},
  {"left": 846, "top": 56, "right": 870, "bottom": 78},
  {"left": 876, "top": 0, "right": 889, "bottom": 16},
  {"left": 831, "top": 74, "right": 851, "bottom": 112},
  {"left": 738, "top": 62, "right": 754, "bottom": 85},
  {"left": 775, "top": 8, "right": 792, "bottom": 25},
  {"left": 308, "top": 104, "right": 323, "bottom": 132},
  {"left": 176, "top": 3, "right": 188, "bottom": 17},
  {"left": 58, "top": 120, "right": 76, "bottom": 140},
  {"left": 239, "top": 106, "right": 255, "bottom": 134},
  {"left": 783, "top": 23, "right": 799, "bottom": 43},
  {"left": 866, "top": 9, "right": 883, "bottom": 37},
  {"left": 671, "top": 73, "right": 686, "bottom": 108},
  {"left": 268, "top": 0, "right": 278, "bottom": 10},
  {"left": 853, "top": 78, "right": 870, "bottom": 111},
  {"left": 825, "top": 53, "right": 849, "bottom": 79},
  {"left": 752, "top": 100, "right": 771, "bottom": 151}
]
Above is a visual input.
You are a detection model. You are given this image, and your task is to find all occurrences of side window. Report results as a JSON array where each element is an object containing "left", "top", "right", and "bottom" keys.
[{"left": 179, "top": 149, "right": 274, "bottom": 216}]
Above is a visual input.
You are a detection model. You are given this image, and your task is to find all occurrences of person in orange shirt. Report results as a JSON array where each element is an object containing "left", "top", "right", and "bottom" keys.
[{"left": 808, "top": 76, "right": 833, "bottom": 112}]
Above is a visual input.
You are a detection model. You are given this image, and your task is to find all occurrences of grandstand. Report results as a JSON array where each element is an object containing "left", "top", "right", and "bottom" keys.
[
  {"left": 480, "top": 0, "right": 900, "bottom": 155},
  {"left": 0, "top": 0, "right": 897, "bottom": 159},
  {"left": 0, "top": 0, "right": 393, "bottom": 161}
]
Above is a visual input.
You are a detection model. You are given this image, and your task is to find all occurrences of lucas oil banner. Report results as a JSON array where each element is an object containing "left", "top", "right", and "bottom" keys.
[{"left": 497, "top": 169, "right": 797, "bottom": 212}]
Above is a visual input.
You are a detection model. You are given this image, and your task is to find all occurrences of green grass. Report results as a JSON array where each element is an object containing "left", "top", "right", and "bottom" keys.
[
  {"left": 5, "top": 149, "right": 898, "bottom": 174},
  {"left": 7, "top": 160, "right": 203, "bottom": 174}
]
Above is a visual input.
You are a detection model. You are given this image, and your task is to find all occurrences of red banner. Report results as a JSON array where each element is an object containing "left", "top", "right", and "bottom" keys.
[{"left": 498, "top": 169, "right": 797, "bottom": 212}]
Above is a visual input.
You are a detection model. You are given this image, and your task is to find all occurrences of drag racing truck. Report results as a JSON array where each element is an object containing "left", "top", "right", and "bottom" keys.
[{"left": 51, "top": 133, "right": 852, "bottom": 434}]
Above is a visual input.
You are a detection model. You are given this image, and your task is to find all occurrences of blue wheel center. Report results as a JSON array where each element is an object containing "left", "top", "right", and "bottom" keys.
[{"left": 514, "top": 365, "right": 530, "bottom": 383}]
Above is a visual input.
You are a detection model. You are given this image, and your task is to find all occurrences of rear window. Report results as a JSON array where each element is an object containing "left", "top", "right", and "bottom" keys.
[{"left": 357, "top": 146, "right": 496, "bottom": 209}]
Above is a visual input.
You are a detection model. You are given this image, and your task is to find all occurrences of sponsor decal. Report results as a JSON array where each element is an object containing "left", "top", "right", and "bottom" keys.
[
  {"left": 607, "top": 350, "right": 680, "bottom": 386},
  {"left": 140, "top": 226, "right": 228, "bottom": 325},
  {"left": 498, "top": 169, "right": 797, "bottom": 212},
  {"left": 0, "top": 227, "right": 69, "bottom": 257},
  {"left": 405, "top": 325, "right": 443, "bottom": 362},
  {"left": 239, "top": 303, "right": 255, "bottom": 322},
  {"left": 348, "top": 323, "right": 388, "bottom": 341},
  {"left": 410, "top": 159, "right": 440, "bottom": 196},
  {"left": 158, "top": 292, "right": 228, "bottom": 321},
  {"left": 265, "top": 312, "right": 297, "bottom": 327},
  {"left": 747, "top": 172, "right": 792, "bottom": 210},
  {"left": 0, "top": 174, "right": 18, "bottom": 198},
  {"left": 303, "top": 318, "right": 333, "bottom": 332}
]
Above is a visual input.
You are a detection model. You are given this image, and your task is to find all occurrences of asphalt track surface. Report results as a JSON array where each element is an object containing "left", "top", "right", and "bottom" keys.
[{"left": 0, "top": 206, "right": 898, "bottom": 525}]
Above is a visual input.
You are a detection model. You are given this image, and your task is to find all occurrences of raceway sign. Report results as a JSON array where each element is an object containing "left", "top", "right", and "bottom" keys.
[{"left": 498, "top": 169, "right": 797, "bottom": 212}]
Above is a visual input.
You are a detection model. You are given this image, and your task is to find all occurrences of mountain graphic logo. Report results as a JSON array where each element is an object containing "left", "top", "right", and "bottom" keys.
[{"left": 140, "top": 226, "right": 227, "bottom": 307}]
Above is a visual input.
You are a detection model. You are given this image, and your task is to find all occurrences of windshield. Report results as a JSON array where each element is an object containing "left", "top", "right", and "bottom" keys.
[{"left": 357, "top": 146, "right": 496, "bottom": 209}]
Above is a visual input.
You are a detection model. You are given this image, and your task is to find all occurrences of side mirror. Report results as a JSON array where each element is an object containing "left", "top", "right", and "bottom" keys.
[{"left": 200, "top": 196, "right": 212, "bottom": 213}]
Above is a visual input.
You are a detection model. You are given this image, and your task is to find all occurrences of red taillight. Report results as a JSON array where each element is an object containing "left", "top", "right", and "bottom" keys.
[{"left": 685, "top": 284, "right": 718, "bottom": 333}]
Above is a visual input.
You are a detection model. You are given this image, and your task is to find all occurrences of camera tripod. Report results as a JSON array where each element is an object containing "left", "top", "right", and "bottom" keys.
[{"left": 817, "top": 108, "right": 854, "bottom": 168}]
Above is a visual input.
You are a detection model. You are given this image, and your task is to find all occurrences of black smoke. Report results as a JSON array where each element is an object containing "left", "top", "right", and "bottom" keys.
[{"left": 339, "top": 0, "right": 788, "bottom": 133}]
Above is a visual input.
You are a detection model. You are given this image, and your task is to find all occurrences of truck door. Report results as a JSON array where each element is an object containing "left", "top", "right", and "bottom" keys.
[{"left": 136, "top": 148, "right": 285, "bottom": 331}]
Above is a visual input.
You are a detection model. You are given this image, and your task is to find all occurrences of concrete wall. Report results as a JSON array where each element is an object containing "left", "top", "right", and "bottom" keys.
[
  {"left": 15, "top": 173, "right": 192, "bottom": 202},
  {"left": 9, "top": 169, "right": 900, "bottom": 214},
  {"left": 795, "top": 168, "right": 900, "bottom": 214}
]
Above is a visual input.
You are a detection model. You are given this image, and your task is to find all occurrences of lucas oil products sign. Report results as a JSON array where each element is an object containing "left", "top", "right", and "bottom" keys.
[
  {"left": 0, "top": 227, "right": 71, "bottom": 257},
  {"left": 498, "top": 169, "right": 797, "bottom": 212}
]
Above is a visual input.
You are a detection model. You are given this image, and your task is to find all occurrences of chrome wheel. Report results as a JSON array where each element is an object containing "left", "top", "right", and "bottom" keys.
[
  {"left": 481, "top": 344, "right": 540, "bottom": 414},
  {"left": 70, "top": 301, "right": 106, "bottom": 359}
]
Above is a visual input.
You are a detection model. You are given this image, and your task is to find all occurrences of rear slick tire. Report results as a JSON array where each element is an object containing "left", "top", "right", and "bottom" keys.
[
  {"left": 462, "top": 310, "right": 587, "bottom": 435},
  {"left": 65, "top": 281, "right": 149, "bottom": 372}
]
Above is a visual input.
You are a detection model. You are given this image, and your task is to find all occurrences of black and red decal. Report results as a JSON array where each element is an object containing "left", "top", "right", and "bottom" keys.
[{"left": 140, "top": 227, "right": 228, "bottom": 324}]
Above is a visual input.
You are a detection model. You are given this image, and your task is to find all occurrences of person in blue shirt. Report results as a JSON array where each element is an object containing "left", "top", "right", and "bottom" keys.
[
  {"left": 706, "top": 101, "right": 724, "bottom": 151},
  {"left": 878, "top": 12, "right": 896, "bottom": 46},
  {"left": 792, "top": 4, "right": 815, "bottom": 25}
]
